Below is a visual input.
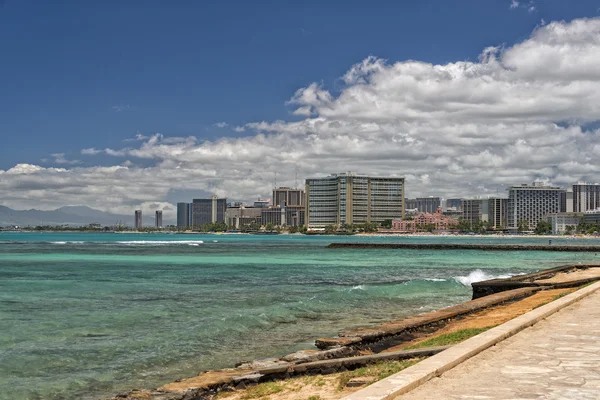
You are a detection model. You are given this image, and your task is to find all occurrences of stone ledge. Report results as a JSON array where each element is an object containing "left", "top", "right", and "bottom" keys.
[
  {"left": 341, "top": 280, "right": 600, "bottom": 400},
  {"left": 316, "top": 287, "right": 541, "bottom": 349}
]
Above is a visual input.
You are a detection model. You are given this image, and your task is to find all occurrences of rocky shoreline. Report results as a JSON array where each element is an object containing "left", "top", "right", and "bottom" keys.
[{"left": 106, "top": 263, "right": 600, "bottom": 400}]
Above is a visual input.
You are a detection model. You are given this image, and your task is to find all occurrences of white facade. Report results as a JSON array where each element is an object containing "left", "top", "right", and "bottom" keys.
[
  {"left": 507, "top": 183, "right": 565, "bottom": 230},
  {"left": 546, "top": 213, "right": 582, "bottom": 234}
]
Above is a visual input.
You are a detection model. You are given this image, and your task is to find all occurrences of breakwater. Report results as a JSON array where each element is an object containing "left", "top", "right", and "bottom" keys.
[{"left": 326, "top": 243, "right": 600, "bottom": 251}]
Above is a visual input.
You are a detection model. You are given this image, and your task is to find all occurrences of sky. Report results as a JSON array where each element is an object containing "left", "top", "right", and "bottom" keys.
[{"left": 2, "top": 0, "right": 600, "bottom": 220}]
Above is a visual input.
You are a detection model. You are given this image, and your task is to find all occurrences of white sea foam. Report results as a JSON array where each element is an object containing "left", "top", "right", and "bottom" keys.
[
  {"left": 424, "top": 278, "right": 447, "bottom": 282},
  {"left": 51, "top": 241, "right": 67, "bottom": 244},
  {"left": 117, "top": 240, "right": 204, "bottom": 245},
  {"left": 454, "top": 269, "right": 514, "bottom": 287},
  {"left": 351, "top": 284, "right": 366, "bottom": 290},
  {"left": 50, "top": 241, "right": 85, "bottom": 244}
]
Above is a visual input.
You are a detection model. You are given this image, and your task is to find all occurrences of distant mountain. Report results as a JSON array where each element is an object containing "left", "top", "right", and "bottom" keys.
[{"left": 0, "top": 205, "right": 131, "bottom": 227}]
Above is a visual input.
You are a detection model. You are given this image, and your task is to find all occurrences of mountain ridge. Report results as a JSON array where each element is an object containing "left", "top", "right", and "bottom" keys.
[{"left": 0, "top": 205, "right": 133, "bottom": 227}]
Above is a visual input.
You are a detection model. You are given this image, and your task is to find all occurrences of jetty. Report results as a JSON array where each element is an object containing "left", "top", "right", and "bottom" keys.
[{"left": 326, "top": 242, "right": 600, "bottom": 251}]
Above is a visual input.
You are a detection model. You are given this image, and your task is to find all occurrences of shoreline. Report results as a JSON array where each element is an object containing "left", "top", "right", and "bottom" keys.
[{"left": 107, "top": 264, "right": 600, "bottom": 400}]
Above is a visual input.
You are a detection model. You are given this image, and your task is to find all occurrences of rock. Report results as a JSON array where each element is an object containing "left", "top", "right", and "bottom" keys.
[
  {"left": 232, "top": 373, "right": 263, "bottom": 383},
  {"left": 345, "top": 376, "right": 376, "bottom": 387}
]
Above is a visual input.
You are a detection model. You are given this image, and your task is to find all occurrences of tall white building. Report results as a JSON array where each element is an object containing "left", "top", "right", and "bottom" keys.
[
  {"left": 507, "top": 182, "right": 565, "bottom": 230},
  {"left": 305, "top": 172, "right": 405, "bottom": 228},
  {"left": 570, "top": 182, "right": 600, "bottom": 213}
]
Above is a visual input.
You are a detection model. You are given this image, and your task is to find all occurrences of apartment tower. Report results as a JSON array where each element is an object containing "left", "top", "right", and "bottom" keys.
[
  {"left": 134, "top": 210, "right": 142, "bottom": 229},
  {"left": 305, "top": 172, "right": 405, "bottom": 228},
  {"left": 155, "top": 210, "right": 163, "bottom": 228}
]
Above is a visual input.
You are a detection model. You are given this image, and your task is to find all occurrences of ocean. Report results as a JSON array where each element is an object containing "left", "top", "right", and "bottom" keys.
[{"left": 1, "top": 232, "right": 597, "bottom": 400}]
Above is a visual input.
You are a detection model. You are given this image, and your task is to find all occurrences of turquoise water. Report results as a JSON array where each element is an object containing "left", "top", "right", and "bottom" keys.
[{"left": 1, "top": 233, "right": 598, "bottom": 400}]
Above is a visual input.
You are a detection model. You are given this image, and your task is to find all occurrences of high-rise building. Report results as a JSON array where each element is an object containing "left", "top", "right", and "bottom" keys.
[
  {"left": 462, "top": 199, "right": 487, "bottom": 225},
  {"left": 445, "top": 198, "right": 463, "bottom": 211},
  {"left": 487, "top": 197, "right": 508, "bottom": 229},
  {"left": 155, "top": 210, "right": 163, "bottom": 228},
  {"left": 134, "top": 210, "right": 142, "bottom": 229},
  {"left": 260, "top": 205, "right": 305, "bottom": 227},
  {"left": 404, "top": 198, "right": 418, "bottom": 211},
  {"left": 416, "top": 197, "right": 441, "bottom": 213},
  {"left": 305, "top": 172, "right": 404, "bottom": 228},
  {"left": 273, "top": 187, "right": 305, "bottom": 207},
  {"left": 507, "top": 182, "right": 565, "bottom": 230},
  {"left": 176, "top": 202, "right": 191, "bottom": 228},
  {"left": 192, "top": 196, "right": 227, "bottom": 227},
  {"left": 571, "top": 182, "right": 600, "bottom": 213},
  {"left": 461, "top": 198, "right": 507, "bottom": 229}
]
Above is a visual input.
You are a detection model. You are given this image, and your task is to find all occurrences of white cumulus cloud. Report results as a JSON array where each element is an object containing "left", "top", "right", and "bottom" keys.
[{"left": 2, "top": 17, "right": 600, "bottom": 218}]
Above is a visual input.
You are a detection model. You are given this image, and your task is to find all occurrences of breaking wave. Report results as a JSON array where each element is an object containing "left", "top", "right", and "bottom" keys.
[
  {"left": 117, "top": 240, "right": 205, "bottom": 245},
  {"left": 454, "top": 269, "right": 515, "bottom": 287}
]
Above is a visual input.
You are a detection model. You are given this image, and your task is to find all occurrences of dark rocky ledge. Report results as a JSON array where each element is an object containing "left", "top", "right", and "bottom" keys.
[
  {"left": 326, "top": 243, "right": 600, "bottom": 251},
  {"left": 471, "top": 264, "right": 600, "bottom": 299}
]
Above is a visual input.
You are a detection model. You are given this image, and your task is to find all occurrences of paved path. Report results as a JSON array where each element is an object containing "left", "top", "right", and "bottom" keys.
[{"left": 400, "top": 290, "right": 600, "bottom": 400}]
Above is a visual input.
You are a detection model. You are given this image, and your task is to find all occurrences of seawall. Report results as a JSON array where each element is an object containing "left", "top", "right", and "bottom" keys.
[{"left": 326, "top": 243, "right": 600, "bottom": 251}]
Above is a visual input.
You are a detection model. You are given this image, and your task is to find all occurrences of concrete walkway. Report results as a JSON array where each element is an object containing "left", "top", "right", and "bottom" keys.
[{"left": 400, "top": 289, "right": 600, "bottom": 399}]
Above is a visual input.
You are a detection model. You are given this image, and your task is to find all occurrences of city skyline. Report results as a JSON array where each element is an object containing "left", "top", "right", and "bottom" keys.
[{"left": 2, "top": 2, "right": 600, "bottom": 221}]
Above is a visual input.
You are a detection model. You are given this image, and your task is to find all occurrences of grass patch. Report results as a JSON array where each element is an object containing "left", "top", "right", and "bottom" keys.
[
  {"left": 240, "top": 382, "right": 284, "bottom": 399},
  {"left": 337, "top": 359, "right": 421, "bottom": 390},
  {"left": 579, "top": 281, "right": 598, "bottom": 289},
  {"left": 553, "top": 292, "right": 570, "bottom": 301},
  {"left": 533, "top": 290, "right": 574, "bottom": 310},
  {"left": 307, "top": 396, "right": 324, "bottom": 400},
  {"left": 404, "top": 327, "right": 493, "bottom": 349}
]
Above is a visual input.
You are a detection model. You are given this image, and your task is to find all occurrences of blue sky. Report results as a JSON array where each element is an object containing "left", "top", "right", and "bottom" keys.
[
  {"left": 1, "top": 0, "right": 596, "bottom": 168},
  {"left": 2, "top": 1, "right": 600, "bottom": 215}
]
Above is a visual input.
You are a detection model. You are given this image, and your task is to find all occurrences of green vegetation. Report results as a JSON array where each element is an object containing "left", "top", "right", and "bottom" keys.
[
  {"left": 517, "top": 219, "right": 530, "bottom": 232},
  {"left": 337, "top": 359, "right": 421, "bottom": 390},
  {"left": 240, "top": 382, "right": 284, "bottom": 399},
  {"left": 405, "top": 327, "right": 493, "bottom": 349},
  {"left": 573, "top": 218, "right": 600, "bottom": 235},
  {"left": 534, "top": 220, "right": 552, "bottom": 235},
  {"left": 533, "top": 290, "right": 574, "bottom": 309},
  {"left": 380, "top": 219, "right": 393, "bottom": 229},
  {"left": 456, "top": 219, "right": 492, "bottom": 234},
  {"left": 307, "top": 396, "right": 324, "bottom": 400}
]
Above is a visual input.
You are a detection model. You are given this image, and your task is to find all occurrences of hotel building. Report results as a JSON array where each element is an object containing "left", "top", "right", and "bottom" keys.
[
  {"left": 507, "top": 182, "right": 565, "bottom": 230},
  {"left": 305, "top": 172, "right": 405, "bottom": 228},
  {"left": 192, "top": 196, "right": 227, "bottom": 227}
]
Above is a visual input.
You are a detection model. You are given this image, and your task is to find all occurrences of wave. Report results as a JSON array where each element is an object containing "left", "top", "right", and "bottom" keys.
[
  {"left": 50, "top": 241, "right": 85, "bottom": 244},
  {"left": 117, "top": 240, "right": 205, "bottom": 245},
  {"left": 454, "top": 269, "right": 515, "bottom": 287}
]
